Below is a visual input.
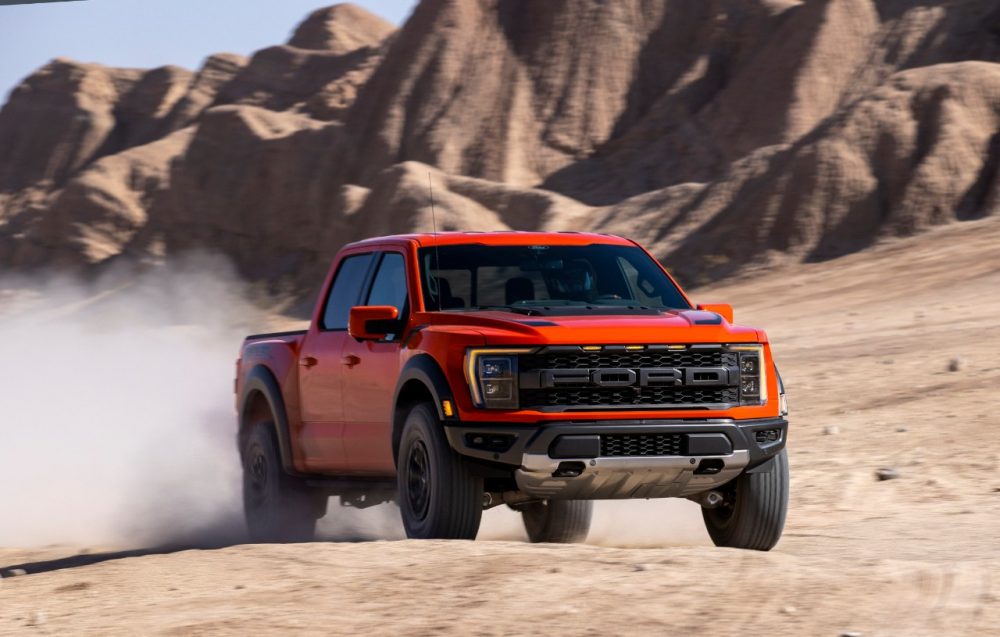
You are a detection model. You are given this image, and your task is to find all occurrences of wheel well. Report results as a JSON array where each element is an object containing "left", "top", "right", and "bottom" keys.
[
  {"left": 239, "top": 389, "right": 273, "bottom": 456},
  {"left": 393, "top": 379, "right": 436, "bottom": 464}
]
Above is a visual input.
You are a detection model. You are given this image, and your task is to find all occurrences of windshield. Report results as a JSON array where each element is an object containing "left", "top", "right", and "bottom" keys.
[{"left": 418, "top": 243, "right": 691, "bottom": 314}]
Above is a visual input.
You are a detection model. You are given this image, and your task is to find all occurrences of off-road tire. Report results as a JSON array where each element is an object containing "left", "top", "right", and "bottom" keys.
[
  {"left": 242, "top": 423, "right": 326, "bottom": 543},
  {"left": 520, "top": 500, "right": 593, "bottom": 543},
  {"left": 397, "top": 403, "right": 483, "bottom": 539},
  {"left": 702, "top": 449, "right": 789, "bottom": 551}
]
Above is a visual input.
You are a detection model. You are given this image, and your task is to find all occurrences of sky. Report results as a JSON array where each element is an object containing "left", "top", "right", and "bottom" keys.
[{"left": 0, "top": 0, "right": 417, "bottom": 102}]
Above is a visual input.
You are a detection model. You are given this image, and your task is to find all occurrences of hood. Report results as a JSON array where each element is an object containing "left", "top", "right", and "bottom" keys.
[{"left": 424, "top": 309, "right": 763, "bottom": 344}]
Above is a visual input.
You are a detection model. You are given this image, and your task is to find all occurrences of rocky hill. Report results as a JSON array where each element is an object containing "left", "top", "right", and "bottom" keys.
[{"left": 2, "top": 0, "right": 999, "bottom": 299}]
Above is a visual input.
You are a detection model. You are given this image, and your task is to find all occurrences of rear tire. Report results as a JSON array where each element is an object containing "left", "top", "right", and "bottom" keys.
[
  {"left": 397, "top": 403, "right": 483, "bottom": 539},
  {"left": 242, "top": 423, "right": 326, "bottom": 543},
  {"left": 520, "top": 500, "right": 593, "bottom": 544},
  {"left": 702, "top": 449, "right": 789, "bottom": 551}
]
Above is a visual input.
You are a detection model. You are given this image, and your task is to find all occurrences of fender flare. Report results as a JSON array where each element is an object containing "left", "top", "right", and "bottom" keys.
[
  {"left": 238, "top": 365, "right": 298, "bottom": 475},
  {"left": 391, "top": 354, "right": 457, "bottom": 461}
]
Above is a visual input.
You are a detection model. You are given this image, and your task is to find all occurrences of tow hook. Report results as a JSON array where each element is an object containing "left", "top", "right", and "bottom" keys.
[{"left": 698, "top": 490, "right": 724, "bottom": 509}]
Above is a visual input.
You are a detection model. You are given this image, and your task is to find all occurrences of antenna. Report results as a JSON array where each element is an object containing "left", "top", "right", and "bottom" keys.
[{"left": 428, "top": 172, "right": 442, "bottom": 311}]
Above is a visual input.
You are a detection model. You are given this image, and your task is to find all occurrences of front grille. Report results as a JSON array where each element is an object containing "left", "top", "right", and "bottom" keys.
[
  {"left": 600, "top": 433, "right": 684, "bottom": 457},
  {"left": 520, "top": 387, "right": 738, "bottom": 408},
  {"left": 517, "top": 345, "right": 738, "bottom": 410},
  {"left": 519, "top": 348, "right": 727, "bottom": 371}
]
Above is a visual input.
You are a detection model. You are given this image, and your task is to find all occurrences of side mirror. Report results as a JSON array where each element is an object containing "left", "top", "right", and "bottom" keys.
[
  {"left": 696, "top": 303, "right": 734, "bottom": 324},
  {"left": 348, "top": 305, "right": 400, "bottom": 341}
]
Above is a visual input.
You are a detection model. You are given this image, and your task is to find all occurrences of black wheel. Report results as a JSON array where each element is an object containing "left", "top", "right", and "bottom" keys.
[
  {"left": 702, "top": 449, "right": 789, "bottom": 551},
  {"left": 519, "top": 500, "right": 593, "bottom": 543},
  {"left": 242, "top": 423, "right": 326, "bottom": 543},
  {"left": 397, "top": 403, "right": 483, "bottom": 539}
]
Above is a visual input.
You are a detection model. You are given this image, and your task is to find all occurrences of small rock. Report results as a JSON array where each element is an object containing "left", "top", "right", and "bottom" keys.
[
  {"left": 632, "top": 564, "right": 648, "bottom": 572},
  {"left": 876, "top": 467, "right": 899, "bottom": 481},
  {"left": 234, "top": 584, "right": 245, "bottom": 590},
  {"left": 54, "top": 582, "right": 91, "bottom": 593},
  {"left": 947, "top": 357, "right": 967, "bottom": 372},
  {"left": 781, "top": 605, "right": 797, "bottom": 614},
  {"left": 823, "top": 425, "right": 840, "bottom": 435},
  {"left": 548, "top": 567, "right": 560, "bottom": 574},
  {"left": 896, "top": 426, "right": 908, "bottom": 433},
  {"left": 26, "top": 611, "right": 46, "bottom": 627},
  {"left": 840, "top": 632, "right": 863, "bottom": 637}
]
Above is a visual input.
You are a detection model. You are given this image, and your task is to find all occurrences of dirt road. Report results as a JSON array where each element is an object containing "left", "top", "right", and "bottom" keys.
[{"left": 2, "top": 218, "right": 999, "bottom": 636}]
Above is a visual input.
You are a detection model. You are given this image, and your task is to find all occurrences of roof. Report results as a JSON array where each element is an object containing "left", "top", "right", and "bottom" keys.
[{"left": 345, "top": 231, "right": 635, "bottom": 249}]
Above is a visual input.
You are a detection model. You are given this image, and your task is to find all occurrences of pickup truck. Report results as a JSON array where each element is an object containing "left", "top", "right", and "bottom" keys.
[{"left": 236, "top": 232, "right": 789, "bottom": 549}]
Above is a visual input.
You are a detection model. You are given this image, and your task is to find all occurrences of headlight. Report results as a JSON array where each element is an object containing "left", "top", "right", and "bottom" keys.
[
  {"left": 464, "top": 348, "right": 533, "bottom": 409},
  {"left": 729, "top": 344, "right": 767, "bottom": 406}
]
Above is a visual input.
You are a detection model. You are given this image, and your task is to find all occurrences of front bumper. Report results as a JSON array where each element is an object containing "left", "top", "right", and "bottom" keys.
[{"left": 444, "top": 417, "right": 787, "bottom": 500}]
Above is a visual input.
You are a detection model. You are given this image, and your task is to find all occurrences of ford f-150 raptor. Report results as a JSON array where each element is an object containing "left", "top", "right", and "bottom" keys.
[{"left": 236, "top": 232, "right": 789, "bottom": 550}]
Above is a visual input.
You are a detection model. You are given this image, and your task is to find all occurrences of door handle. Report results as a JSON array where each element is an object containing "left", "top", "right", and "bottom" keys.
[
  {"left": 342, "top": 354, "right": 361, "bottom": 367},
  {"left": 300, "top": 356, "right": 318, "bottom": 368}
]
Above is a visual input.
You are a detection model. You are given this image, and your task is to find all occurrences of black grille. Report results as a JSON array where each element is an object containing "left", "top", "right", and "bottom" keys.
[
  {"left": 519, "top": 348, "right": 727, "bottom": 371},
  {"left": 517, "top": 346, "right": 737, "bottom": 410},
  {"left": 520, "top": 387, "right": 737, "bottom": 408},
  {"left": 600, "top": 433, "right": 684, "bottom": 457}
]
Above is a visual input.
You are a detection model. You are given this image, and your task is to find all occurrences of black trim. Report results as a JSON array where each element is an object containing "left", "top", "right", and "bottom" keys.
[
  {"left": 529, "top": 401, "right": 735, "bottom": 413},
  {"left": 391, "top": 354, "right": 457, "bottom": 462},
  {"left": 550, "top": 435, "right": 601, "bottom": 459},
  {"left": 393, "top": 354, "right": 456, "bottom": 419},
  {"left": 694, "top": 313, "right": 723, "bottom": 325},
  {"left": 239, "top": 365, "right": 298, "bottom": 475},
  {"left": 443, "top": 417, "right": 788, "bottom": 470},
  {"left": 244, "top": 330, "right": 306, "bottom": 341}
]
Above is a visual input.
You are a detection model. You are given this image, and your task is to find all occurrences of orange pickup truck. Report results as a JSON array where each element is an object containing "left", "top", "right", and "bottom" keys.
[{"left": 236, "top": 232, "right": 789, "bottom": 549}]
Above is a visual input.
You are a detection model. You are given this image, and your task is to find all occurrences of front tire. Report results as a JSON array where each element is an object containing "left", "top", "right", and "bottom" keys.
[
  {"left": 397, "top": 403, "right": 483, "bottom": 539},
  {"left": 702, "top": 449, "right": 789, "bottom": 551},
  {"left": 242, "top": 423, "right": 326, "bottom": 543},
  {"left": 519, "top": 500, "right": 593, "bottom": 543}
]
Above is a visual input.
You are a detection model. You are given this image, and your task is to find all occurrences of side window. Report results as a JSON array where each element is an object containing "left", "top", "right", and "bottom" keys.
[
  {"left": 322, "top": 253, "right": 374, "bottom": 330},
  {"left": 366, "top": 252, "right": 409, "bottom": 315}
]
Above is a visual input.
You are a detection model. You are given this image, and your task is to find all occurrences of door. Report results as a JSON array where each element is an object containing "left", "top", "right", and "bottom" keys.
[
  {"left": 341, "top": 251, "right": 409, "bottom": 474},
  {"left": 297, "top": 252, "right": 374, "bottom": 472}
]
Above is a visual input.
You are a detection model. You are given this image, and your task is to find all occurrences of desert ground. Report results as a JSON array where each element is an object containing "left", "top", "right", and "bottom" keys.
[{"left": 2, "top": 217, "right": 999, "bottom": 636}]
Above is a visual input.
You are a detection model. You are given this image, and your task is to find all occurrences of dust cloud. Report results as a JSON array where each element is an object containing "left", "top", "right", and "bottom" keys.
[{"left": 0, "top": 257, "right": 261, "bottom": 548}]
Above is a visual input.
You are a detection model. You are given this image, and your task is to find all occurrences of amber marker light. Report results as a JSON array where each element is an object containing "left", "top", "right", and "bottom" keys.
[{"left": 441, "top": 399, "right": 455, "bottom": 417}]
